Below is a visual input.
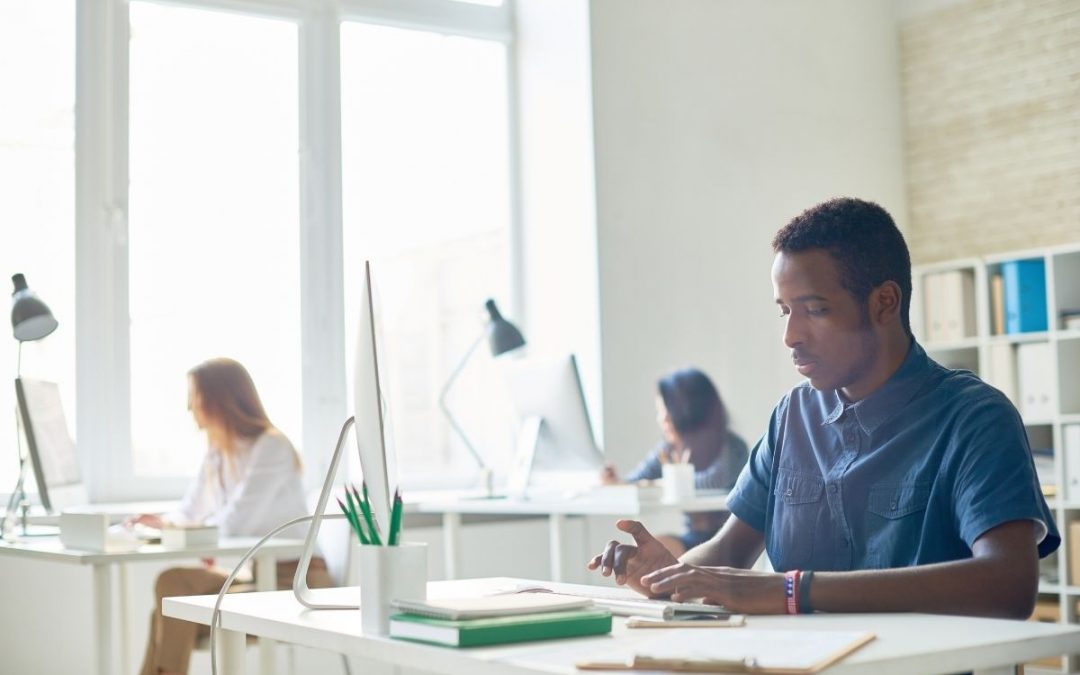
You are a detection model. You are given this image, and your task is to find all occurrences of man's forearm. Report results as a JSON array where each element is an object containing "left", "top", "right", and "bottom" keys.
[
  {"left": 810, "top": 556, "right": 1037, "bottom": 619},
  {"left": 680, "top": 516, "right": 765, "bottom": 569}
]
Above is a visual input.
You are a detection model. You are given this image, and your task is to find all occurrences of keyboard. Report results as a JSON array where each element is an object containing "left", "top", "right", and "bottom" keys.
[{"left": 506, "top": 581, "right": 729, "bottom": 619}]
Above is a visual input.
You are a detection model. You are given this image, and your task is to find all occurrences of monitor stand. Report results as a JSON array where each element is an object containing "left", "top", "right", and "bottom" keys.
[{"left": 506, "top": 415, "right": 542, "bottom": 500}]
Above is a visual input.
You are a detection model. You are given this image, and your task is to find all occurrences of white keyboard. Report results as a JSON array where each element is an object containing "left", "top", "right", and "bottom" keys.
[{"left": 507, "top": 581, "right": 729, "bottom": 619}]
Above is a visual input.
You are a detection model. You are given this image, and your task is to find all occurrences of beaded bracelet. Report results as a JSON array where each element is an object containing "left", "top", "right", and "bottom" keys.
[
  {"left": 799, "top": 570, "right": 814, "bottom": 614},
  {"left": 784, "top": 569, "right": 801, "bottom": 615}
]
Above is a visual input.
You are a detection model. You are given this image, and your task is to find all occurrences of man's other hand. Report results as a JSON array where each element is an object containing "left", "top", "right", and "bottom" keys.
[{"left": 586, "top": 519, "right": 678, "bottom": 597}]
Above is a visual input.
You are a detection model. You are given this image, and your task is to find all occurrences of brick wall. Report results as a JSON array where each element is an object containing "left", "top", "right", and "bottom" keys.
[{"left": 900, "top": 0, "right": 1080, "bottom": 263}]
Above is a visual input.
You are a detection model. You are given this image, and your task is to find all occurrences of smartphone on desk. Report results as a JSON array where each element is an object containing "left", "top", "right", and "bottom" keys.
[{"left": 626, "top": 612, "right": 746, "bottom": 628}]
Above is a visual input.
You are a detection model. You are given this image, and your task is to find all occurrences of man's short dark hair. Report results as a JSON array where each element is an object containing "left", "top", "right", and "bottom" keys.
[{"left": 772, "top": 197, "right": 912, "bottom": 336}]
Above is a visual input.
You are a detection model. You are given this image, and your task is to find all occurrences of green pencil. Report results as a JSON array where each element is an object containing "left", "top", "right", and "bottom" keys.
[
  {"left": 387, "top": 489, "right": 403, "bottom": 545},
  {"left": 354, "top": 482, "right": 382, "bottom": 546}
]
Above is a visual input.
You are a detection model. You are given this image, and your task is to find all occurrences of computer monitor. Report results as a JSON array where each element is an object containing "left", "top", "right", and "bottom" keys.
[
  {"left": 502, "top": 354, "right": 604, "bottom": 494},
  {"left": 352, "top": 260, "right": 395, "bottom": 535},
  {"left": 294, "top": 260, "right": 396, "bottom": 610},
  {"left": 15, "top": 377, "right": 88, "bottom": 513}
]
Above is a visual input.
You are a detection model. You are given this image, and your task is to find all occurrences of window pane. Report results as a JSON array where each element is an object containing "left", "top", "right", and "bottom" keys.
[
  {"left": 0, "top": 0, "right": 76, "bottom": 495},
  {"left": 340, "top": 22, "right": 514, "bottom": 486},
  {"left": 128, "top": 2, "right": 301, "bottom": 477}
]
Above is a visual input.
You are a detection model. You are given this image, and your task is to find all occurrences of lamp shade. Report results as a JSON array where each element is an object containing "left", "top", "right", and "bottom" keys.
[
  {"left": 484, "top": 299, "right": 525, "bottom": 356},
  {"left": 11, "top": 273, "right": 58, "bottom": 342}
]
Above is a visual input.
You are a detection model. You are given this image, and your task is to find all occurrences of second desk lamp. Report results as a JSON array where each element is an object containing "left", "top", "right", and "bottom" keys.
[
  {"left": 4, "top": 273, "right": 59, "bottom": 537},
  {"left": 439, "top": 299, "right": 524, "bottom": 495}
]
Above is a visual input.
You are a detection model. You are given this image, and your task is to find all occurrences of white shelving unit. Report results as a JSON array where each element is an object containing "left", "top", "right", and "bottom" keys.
[{"left": 913, "top": 242, "right": 1080, "bottom": 672}]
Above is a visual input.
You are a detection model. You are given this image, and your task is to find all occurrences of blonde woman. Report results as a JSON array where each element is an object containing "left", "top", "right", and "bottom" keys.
[{"left": 135, "top": 358, "right": 331, "bottom": 675}]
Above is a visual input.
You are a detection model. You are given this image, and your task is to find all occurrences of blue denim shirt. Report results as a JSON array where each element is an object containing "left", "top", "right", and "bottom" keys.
[{"left": 727, "top": 341, "right": 1059, "bottom": 572}]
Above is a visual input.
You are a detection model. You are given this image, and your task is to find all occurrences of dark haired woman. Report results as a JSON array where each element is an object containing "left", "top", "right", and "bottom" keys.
[
  {"left": 133, "top": 358, "right": 331, "bottom": 675},
  {"left": 600, "top": 367, "right": 748, "bottom": 556}
]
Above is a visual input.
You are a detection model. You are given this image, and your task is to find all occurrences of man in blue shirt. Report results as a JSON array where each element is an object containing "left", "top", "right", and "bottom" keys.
[{"left": 588, "top": 198, "right": 1058, "bottom": 617}]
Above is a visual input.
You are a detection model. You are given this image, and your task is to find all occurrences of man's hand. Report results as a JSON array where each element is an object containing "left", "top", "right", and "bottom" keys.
[
  {"left": 586, "top": 519, "right": 678, "bottom": 596},
  {"left": 640, "top": 564, "right": 787, "bottom": 614}
]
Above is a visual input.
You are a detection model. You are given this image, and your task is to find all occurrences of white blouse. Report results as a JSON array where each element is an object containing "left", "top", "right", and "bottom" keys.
[{"left": 170, "top": 428, "right": 309, "bottom": 539}]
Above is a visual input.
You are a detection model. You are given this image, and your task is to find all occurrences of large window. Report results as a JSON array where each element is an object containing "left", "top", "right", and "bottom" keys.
[
  {"left": 0, "top": 0, "right": 76, "bottom": 494},
  {"left": 3, "top": 0, "right": 515, "bottom": 502},
  {"left": 127, "top": 2, "right": 301, "bottom": 477},
  {"left": 340, "top": 22, "right": 516, "bottom": 485}
]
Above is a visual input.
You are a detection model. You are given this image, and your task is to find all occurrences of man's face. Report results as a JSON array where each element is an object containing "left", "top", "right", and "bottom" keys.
[{"left": 772, "top": 249, "right": 879, "bottom": 397}]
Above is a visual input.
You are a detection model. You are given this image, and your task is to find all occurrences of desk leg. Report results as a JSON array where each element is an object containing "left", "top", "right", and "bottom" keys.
[
  {"left": 92, "top": 564, "right": 113, "bottom": 675},
  {"left": 443, "top": 513, "right": 462, "bottom": 580},
  {"left": 549, "top": 514, "right": 565, "bottom": 582},
  {"left": 119, "top": 562, "right": 131, "bottom": 675},
  {"left": 255, "top": 553, "right": 278, "bottom": 675},
  {"left": 219, "top": 628, "right": 247, "bottom": 675}
]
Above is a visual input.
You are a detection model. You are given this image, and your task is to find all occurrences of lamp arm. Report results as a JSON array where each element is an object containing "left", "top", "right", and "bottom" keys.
[{"left": 438, "top": 332, "right": 488, "bottom": 471}]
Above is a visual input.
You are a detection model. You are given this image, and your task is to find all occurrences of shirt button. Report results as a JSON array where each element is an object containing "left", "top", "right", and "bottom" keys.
[
  {"left": 828, "top": 484, "right": 838, "bottom": 493},
  {"left": 785, "top": 489, "right": 793, "bottom": 497},
  {"left": 890, "top": 501, "right": 897, "bottom": 510}
]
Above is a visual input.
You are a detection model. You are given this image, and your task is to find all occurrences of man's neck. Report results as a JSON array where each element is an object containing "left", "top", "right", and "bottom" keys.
[{"left": 841, "top": 332, "right": 913, "bottom": 402}]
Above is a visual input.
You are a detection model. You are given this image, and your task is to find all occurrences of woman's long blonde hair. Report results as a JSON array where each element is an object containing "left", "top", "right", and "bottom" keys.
[{"left": 188, "top": 357, "right": 300, "bottom": 470}]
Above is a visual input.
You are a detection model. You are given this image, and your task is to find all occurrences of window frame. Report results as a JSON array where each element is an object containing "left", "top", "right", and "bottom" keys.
[{"left": 73, "top": 0, "right": 521, "bottom": 501}]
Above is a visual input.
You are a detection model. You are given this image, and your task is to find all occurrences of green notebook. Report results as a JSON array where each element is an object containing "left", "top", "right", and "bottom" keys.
[{"left": 389, "top": 608, "right": 613, "bottom": 648}]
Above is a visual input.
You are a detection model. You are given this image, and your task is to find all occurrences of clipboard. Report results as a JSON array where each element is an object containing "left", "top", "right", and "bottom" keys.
[{"left": 576, "top": 629, "right": 875, "bottom": 673}]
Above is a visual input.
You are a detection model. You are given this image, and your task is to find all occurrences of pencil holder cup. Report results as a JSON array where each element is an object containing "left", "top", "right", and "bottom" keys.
[
  {"left": 661, "top": 463, "right": 695, "bottom": 503},
  {"left": 358, "top": 541, "right": 428, "bottom": 635}
]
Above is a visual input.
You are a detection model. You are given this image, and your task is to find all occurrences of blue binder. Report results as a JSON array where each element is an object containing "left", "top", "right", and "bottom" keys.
[{"left": 1002, "top": 259, "right": 1047, "bottom": 334}]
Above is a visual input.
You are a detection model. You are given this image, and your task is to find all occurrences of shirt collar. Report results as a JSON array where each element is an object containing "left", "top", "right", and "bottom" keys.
[{"left": 822, "top": 340, "right": 933, "bottom": 435}]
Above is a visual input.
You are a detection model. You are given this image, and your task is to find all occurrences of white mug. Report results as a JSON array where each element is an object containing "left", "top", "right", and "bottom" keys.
[{"left": 661, "top": 463, "right": 695, "bottom": 503}]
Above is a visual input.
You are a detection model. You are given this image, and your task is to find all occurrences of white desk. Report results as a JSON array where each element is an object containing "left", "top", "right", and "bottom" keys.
[
  {"left": 411, "top": 488, "right": 729, "bottom": 581},
  {"left": 165, "top": 576, "right": 1080, "bottom": 675},
  {"left": 0, "top": 536, "right": 305, "bottom": 675}
]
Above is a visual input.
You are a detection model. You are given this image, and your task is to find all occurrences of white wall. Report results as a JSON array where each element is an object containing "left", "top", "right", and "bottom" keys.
[{"left": 588, "top": 0, "right": 909, "bottom": 469}]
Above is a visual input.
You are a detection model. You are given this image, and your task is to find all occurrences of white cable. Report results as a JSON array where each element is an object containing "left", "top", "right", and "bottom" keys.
[{"left": 209, "top": 513, "right": 349, "bottom": 675}]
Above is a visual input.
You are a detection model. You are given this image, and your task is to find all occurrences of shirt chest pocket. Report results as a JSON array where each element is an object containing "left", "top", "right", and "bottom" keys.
[
  {"left": 867, "top": 482, "right": 931, "bottom": 519},
  {"left": 865, "top": 482, "right": 931, "bottom": 568},
  {"left": 769, "top": 469, "right": 825, "bottom": 570}
]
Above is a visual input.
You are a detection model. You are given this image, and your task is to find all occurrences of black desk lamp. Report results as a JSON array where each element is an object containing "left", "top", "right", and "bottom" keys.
[
  {"left": 438, "top": 299, "right": 525, "bottom": 493},
  {"left": 4, "top": 274, "right": 59, "bottom": 537}
]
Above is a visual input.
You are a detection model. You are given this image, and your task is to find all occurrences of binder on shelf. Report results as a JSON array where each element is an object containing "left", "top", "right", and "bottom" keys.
[
  {"left": 991, "top": 273, "right": 1006, "bottom": 335},
  {"left": 1016, "top": 342, "right": 1055, "bottom": 420},
  {"left": 923, "top": 270, "right": 975, "bottom": 343},
  {"left": 1065, "top": 425, "right": 1080, "bottom": 503},
  {"left": 1002, "top": 259, "right": 1048, "bottom": 334},
  {"left": 985, "top": 342, "right": 1018, "bottom": 405}
]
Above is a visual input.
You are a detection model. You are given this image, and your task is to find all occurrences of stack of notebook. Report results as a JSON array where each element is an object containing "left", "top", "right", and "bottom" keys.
[{"left": 388, "top": 594, "right": 612, "bottom": 647}]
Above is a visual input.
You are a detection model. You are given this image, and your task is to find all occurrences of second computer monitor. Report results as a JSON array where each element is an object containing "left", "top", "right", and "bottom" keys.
[
  {"left": 15, "top": 377, "right": 88, "bottom": 513},
  {"left": 502, "top": 354, "right": 603, "bottom": 490}
]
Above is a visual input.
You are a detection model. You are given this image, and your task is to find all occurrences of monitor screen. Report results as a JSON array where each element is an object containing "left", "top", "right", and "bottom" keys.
[
  {"left": 15, "top": 378, "right": 87, "bottom": 513},
  {"left": 502, "top": 354, "right": 604, "bottom": 483},
  {"left": 352, "top": 261, "right": 395, "bottom": 536}
]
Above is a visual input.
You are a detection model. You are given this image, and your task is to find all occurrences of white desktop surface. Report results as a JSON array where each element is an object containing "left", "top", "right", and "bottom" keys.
[
  {"left": 0, "top": 535, "right": 305, "bottom": 564},
  {"left": 0, "top": 535, "right": 306, "bottom": 675},
  {"left": 165, "top": 576, "right": 1080, "bottom": 675},
  {"left": 408, "top": 488, "right": 728, "bottom": 581},
  {"left": 409, "top": 488, "right": 728, "bottom": 516}
]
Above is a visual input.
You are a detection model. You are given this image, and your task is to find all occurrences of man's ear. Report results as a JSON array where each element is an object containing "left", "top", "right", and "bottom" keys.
[{"left": 869, "top": 281, "right": 902, "bottom": 326}]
